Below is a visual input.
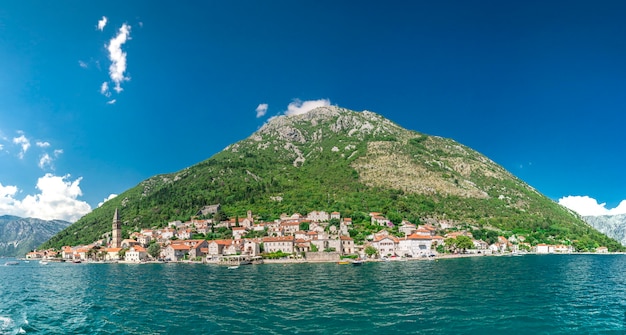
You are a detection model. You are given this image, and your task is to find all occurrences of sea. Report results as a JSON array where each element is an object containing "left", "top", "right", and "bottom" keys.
[{"left": 1, "top": 254, "right": 626, "bottom": 334}]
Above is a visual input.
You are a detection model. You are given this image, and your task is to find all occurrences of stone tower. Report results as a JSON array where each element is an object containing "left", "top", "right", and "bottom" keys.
[{"left": 112, "top": 208, "right": 122, "bottom": 248}]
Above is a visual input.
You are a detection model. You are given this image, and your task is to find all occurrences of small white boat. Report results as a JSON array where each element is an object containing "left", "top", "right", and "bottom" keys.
[
  {"left": 227, "top": 265, "right": 239, "bottom": 270},
  {"left": 39, "top": 261, "right": 49, "bottom": 265},
  {"left": 4, "top": 261, "right": 19, "bottom": 266},
  {"left": 351, "top": 259, "right": 364, "bottom": 266}
]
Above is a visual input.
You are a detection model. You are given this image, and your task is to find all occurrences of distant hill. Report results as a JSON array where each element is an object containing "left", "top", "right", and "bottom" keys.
[
  {"left": 41, "top": 106, "right": 623, "bottom": 251},
  {"left": 0, "top": 215, "right": 71, "bottom": 257},
  {"left": 583, "top": 214, "right": 626, "bottom": 246}
]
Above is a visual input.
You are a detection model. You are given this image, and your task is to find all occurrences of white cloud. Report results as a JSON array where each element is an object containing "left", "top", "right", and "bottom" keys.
[
  {"left": 78, "top": 60, "right": 88, "bottom": 68},
  {"left": 36, "top": 141, "right": 50, "bottom": 148},
  {"left": 558, "top": 195, "right": 626, "bottom": 216},
  {"left": 54, "top": 149, "right": 63, "bottom": 156},
  {"left": 12, "top": 133, "right": 30, "bottom": 159},
  {"left": 100, "top": 82, "right": 111, "bottom": 97},
  {"left": 256, "top": 103, "right": 269, "bottom": 118},
  {"left": 106, "top": 99, "right": 117, "bottom": 105},
  {"left": 97, "top": 16, "right": 108, "bottom": 31},
  {"left": 107, "top": 23, "right": 131, "bottom": 93},
  {"left": 285, "top": 99, "right": 331, "bottom": 116},
  {"left": 38, "top": 153, "right": 52, "bottom": 170},
  {"left": 98, "top": 194, "right": 118, "bottom": 207},
  {"left": 0, "top": 174, "right": 91, "bottom": 222}
]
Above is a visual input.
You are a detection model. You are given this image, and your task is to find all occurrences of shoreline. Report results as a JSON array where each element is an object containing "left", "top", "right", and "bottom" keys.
[{"left": 34, "top": 251, "right": 625, "bottom": 266}]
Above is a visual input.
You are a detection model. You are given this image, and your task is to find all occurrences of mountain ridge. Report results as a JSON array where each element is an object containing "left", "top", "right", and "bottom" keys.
[
  {"left": 583, "top": 214, "right": 626, "bottom": 246},
  {"left": 40, "top": 106, "right": 623, "bottom": 251},
  {"left": 0, "top": 215, "right": 71, "bottom": 257}
]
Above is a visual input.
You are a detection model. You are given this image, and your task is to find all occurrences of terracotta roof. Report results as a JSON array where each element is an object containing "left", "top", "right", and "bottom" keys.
[
  {"left": 407, "top": 234, "right": 433, "bottom": 240},
  {"left": 171, "top": 244, "right": 190, "bottom": 251},
  {"left": 263, "top": 236, "right": 295, "bottom": 242},
  {"left": 340, "top": 236, "right": 353, "bottom": 241}
]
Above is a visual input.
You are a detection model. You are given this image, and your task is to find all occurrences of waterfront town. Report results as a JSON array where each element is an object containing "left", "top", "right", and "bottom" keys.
[{"left": 25, "top": 204, "right": 610, "bottom": 264}]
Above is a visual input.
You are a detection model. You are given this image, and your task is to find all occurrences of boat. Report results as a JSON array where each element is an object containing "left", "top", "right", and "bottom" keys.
[
  {"left": 39, "top": 260, "right": 49, "bottom": 265},
  {"left": 351, "top": 259, "right": 364, "bottom": 266},
  {"left": 227, "top": 265, "right": 239, "bottom": 270},
  {"left": 337, "top": 260, "right": 350, "bottom": 265},
  {"left": 4, "top": 261, "right": 19, "bottom": 266},
  {"left": 72, "top": 260, "right": 82, "bottom": 264}
]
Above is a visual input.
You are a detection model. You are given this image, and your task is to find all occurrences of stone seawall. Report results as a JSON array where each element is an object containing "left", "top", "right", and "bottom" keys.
[{"left": 305, "top": 252, "right": 341, "bottom": 262}]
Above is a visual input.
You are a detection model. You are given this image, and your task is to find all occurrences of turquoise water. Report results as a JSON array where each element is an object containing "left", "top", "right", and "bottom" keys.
[{"left": 1, "top": 255, "right": 626, "bottom": 334}]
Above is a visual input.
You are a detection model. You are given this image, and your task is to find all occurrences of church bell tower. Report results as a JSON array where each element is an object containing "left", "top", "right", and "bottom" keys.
[{"left": 112, "top": 208, "right": 122, "bottom": 248}]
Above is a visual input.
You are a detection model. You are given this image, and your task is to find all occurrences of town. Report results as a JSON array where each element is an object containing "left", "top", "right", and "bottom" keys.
[{"left": 26, "top": 204, "right": 610, "bottom": 264}]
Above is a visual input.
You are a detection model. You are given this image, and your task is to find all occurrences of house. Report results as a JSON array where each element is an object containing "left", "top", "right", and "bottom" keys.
[
  {"left": 554, "top": 244, "right": 574, "bottom": 253},
  {"left": 232, "top": 227, "right": 248, "bottom": 239},
  {"left": 208, "top": 239, "right": 233, "bottom": 257},
  {"left": 121, "top": 239, "right": 139, "bottom": 249},
  {"left": 137, "top": 235, "right": 152, "bottom": 247},
  {"left": 106, "top": 247, "right": 123, "bottom": 261},
  {"left": 372, "top": 236, "right": 399, "bottom": 256},
  {"left": 295, "top": 239, "right": 311, "bottom": 253},
  {"left": 535, "top": 244, "right": 553, "bottom": 254},
  {"left": 596, "top": 246, "right": 609, "bottom": 253},
  {"left": 243, "top": 239, "right": 261, "bottom": 256},
  {"left": 371, "top": 215, "right": 388, "bottom": 226},
  {"left": 263, "top": 236, "right": 295, "bottom": 253},
  {"left": 307, "top": 211, "right": 329, "bottom": 222},
  {"left": 399, "top": 222, "right": 417, "bottom": 236},
  {"left": 188, "top": 240, "right": 209, "bottom": 259},
  {"left": 177, "top": 229, "right": 192, "bottom": 240},
  {"left": 310, "top": 238, "right": 341, "bottom": 253},
  {"left": 398, "top": 233, "right": 432, "bottom": 257},
  {"left": 342, "top": 217, "right": 352, "bottom": 225},
  {"left": 125, "top": 246, "right": 148, "bottom": 262},
  {"left": 306, "top": 231, "right": 318, "bottom": 241},
  {"left": 330, "top": 212, "right": 341, "bottom": 220},
  {"left": 280, "top": 222, "right": 301, "bottom": 235},
  {"left": 340, "top": 236, "right": 355, "bottom": 254},
  {"left": 162, "top": 244, "right": 190, "bottom": 261}
]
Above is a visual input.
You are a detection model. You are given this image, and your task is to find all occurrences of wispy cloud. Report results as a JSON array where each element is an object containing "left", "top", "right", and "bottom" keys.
[
  {"left": 256, "top": 103, "right": 269, "bottom": 118},
  {"left": 37, "top": 149, "right": 63, "bottom": 170},
  {"left": 107, "top": 23, "right": 131, "bottom": 93},
  {"left": 100, "top": 82, "right": 111, "bottom": 97},
  {"left": 36, "top": 141, "right": 50, "bottom": 148},
  {"left": 78, "top": 60, "right": 88, "bottom": 69},
  {"left": 285, "top": 99, "right": 332, "bottom": 116},
  {"left": 558, "top": 195, "right": 626, "bottom": 216},
  {"left": 38, "top": 153, "right": 52, "bottom": 170},
  {"left": 106, "top": 99, "right": 117, "bottom": 105},
  {"left": 97, "top": 16, "right": 108, "bottom": 31},
  {"left": 0, "top": 174, "right": 92, "bottom": 222},
  {"left": 12, "top": 132, "right": 30, "bottom": 159}
]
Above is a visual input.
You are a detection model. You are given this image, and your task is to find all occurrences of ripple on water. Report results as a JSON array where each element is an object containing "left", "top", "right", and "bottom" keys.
[{"left": 2, "top": 255, "right": 626, "bottom": 334}]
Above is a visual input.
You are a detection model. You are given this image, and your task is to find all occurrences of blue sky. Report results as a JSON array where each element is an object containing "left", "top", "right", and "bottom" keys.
[{"left": 1, "top": 1, "right": 625, "bottom": 221}]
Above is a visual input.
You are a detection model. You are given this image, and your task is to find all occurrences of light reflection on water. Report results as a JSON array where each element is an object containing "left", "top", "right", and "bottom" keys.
[{"left": 1, "top": 255, "right": 626, "bottom": 334}]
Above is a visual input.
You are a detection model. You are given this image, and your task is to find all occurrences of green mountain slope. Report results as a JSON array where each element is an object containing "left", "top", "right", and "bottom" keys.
[{"left": 40, "top": 107, "right": 623, "bottom": 251}]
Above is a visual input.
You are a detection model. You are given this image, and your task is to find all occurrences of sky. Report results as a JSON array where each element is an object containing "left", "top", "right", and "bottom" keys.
[{"left": 1, "top": 1, "right": 625, "bottom": 222}]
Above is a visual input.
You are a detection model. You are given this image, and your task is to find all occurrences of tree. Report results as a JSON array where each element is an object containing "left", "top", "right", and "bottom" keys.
[
  {"left": 147, "top": 243, "right": 161, "bottom": 259},
  {"left": 364, "top": 245, "right": 377, "bottom": 258},
  {"left": 299, "top": 221, "right": 310, "bottom": 231},
  {"left": 455, "top": 235, "right": 474, "bottom": 252}
]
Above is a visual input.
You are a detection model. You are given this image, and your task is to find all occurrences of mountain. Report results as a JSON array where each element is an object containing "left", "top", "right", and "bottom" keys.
[
  {"left": 0, "top": 215, "right": 71, "bottom": 257},
  {"left": 583, "top": 214, "right": 626, "bottom": 246},
  {"left": 40, "top": 106, "right": 623, "bottom": 251}
]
